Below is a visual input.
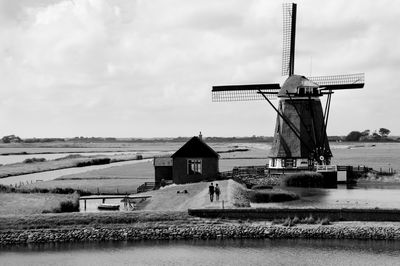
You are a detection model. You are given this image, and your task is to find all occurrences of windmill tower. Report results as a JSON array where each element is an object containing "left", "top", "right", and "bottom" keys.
[{"left": 212, "top": 3, "right": 364, "bottom": 170}]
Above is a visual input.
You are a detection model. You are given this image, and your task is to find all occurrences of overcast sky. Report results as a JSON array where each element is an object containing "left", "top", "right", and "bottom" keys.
[{"left": 1, "top": 0, "right": 399, "bottom": 138}]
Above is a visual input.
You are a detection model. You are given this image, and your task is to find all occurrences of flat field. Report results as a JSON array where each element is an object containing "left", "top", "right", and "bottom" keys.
[
  {"left": 0, "top": 141, "right": 182, "bottom": 154},
  {"left": 22, "top": 161, "right": 154, "bottom": 194},
  {"left": 0, "top": 193, "right": 77, "bottom": 216}
]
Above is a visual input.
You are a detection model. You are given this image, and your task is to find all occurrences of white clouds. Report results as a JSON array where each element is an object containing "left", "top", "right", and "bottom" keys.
[{"left": 1, "top": 0, "right": 399, "bottom": 137}]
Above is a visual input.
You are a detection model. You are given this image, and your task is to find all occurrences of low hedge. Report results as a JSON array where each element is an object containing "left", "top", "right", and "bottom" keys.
[
  {"left": 76, "top": 158, "right": 111, "bottom": 167},
  {"left": 282, "top": 171, "right": 324, "bottom": 187}
]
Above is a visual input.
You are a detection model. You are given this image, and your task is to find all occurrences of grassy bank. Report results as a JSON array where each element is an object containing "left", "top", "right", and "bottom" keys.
[
  {"left": 0, "top": 193, "right": 79, "bottom": 216},
  {"left": 0, "top": 211, "right": 191, "bottom": 230}
]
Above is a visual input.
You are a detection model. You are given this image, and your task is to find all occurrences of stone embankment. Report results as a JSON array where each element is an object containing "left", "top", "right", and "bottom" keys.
[{"left": 2, "top": 223, "right": 400, "bottom": 245}]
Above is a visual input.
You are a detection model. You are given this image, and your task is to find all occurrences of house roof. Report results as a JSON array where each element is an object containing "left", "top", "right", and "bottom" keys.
[{"left": 171, "top": 136, "right": 219, "bottom": 158}]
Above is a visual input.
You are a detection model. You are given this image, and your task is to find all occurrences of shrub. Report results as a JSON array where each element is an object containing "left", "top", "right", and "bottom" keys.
[
  {"left": 52, "top": 194, "right": 80, "bottom": 213},
  {"left": 0, "top": 184, "right": 16, "bottom": 193},
  {"left": 248, "top": 190, "right": 299, "bottom": 203},
  {"left": 282, "top": 172, "right": 324, "bottom": 187},
  {"left": 23, "top": 158, "right": 46, "bottom": 163}
]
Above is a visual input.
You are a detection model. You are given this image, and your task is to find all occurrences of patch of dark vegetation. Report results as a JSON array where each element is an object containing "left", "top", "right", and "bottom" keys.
[
  {"left": 217, "top": 148, "right": 249, "bottom": 154},
  {"left": 55, "top": 154, "right": 84, "bottom": 161},
  {"left": 23, "top": 157, "right": 46, "bottom": 163},
  {"left": 0, "top": 184, "right": 92, "bottom": 196},
  {"left": 0, "top": 152, "right": 28, "bottom": 156},
  {"left": 76, "top": 158, "right": 111, "bottom": 167},
  {"left": 247, "top": 189, "right": 299, "bottom": 203},
  {"left": 282, "top": 171, "right": 324, "bottom": 187}
]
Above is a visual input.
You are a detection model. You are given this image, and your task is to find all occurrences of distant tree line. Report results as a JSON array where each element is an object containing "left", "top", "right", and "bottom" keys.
[
  {"left": 345, "top": 128, "right": 395, "bottom": 142},
  {"left": 1, "top": 135, "right": 22, "bottom": 143},
  {"left": 1, "top": 131, "right": 398, "bottom": 144}
]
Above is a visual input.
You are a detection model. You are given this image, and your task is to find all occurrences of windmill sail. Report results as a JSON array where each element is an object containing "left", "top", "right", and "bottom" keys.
[
  {"left": 308, "top": 73, "right": 365, "bottom": 90},
  {"left": 212, "top": 84, "right": 280, "bottom": 102},
  {"left": 282, "top": 3, "right": 297, "bottom": 76}
]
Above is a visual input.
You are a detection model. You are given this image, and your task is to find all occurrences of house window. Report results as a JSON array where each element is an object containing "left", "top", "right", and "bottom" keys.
[{"left": 188, "top": 159, "right": 202, "bottom": 175}]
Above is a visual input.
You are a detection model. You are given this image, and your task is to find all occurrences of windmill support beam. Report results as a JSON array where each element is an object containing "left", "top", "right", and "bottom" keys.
[{"left": 320, "top": 91, "right": 332, "bottom": 156}]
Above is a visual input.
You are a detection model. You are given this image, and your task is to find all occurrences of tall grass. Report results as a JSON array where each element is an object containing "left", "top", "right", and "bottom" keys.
[{"left": 274, "top": 215, "right": 330, "bottom": 226}]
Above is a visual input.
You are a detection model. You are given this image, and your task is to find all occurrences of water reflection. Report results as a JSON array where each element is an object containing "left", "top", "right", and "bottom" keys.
[
  {"left": 252, "top": 185, "right": 400, "bottom": 209},
  {"left": 1, "top": 239, "right": 400, "bottom": 266}
]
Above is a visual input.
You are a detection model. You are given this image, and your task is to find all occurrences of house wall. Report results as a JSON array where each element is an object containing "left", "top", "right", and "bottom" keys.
[
  {"left": 172, "top": 157, "right": 218, "bottom": 184},
  {"left": 154, "top": 166, "right": 173, "bottom": 186}
]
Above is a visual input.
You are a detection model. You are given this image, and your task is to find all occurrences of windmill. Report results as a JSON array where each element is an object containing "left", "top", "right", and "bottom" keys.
[{"left": 212, "top": 3, "right": 364, "bottom": 170}]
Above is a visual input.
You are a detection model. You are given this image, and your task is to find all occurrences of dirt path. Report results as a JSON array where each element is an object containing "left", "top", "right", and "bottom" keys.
[{"left": 141, "top": 180, "right": 236, "bottom": 211}]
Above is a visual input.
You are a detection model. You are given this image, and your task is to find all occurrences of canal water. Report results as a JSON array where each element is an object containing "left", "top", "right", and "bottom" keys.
[
  {"left": 1, "top": 239, "right": 400, "bottom": 265},
  {"left": 252, "top": 184, "right": 400, "bottom": 209}
]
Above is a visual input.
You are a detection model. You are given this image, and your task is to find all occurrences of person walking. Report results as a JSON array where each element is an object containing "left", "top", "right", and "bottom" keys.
[
  {"left": 208, "top": 183, "right": 215, "bottom": 202},
  {"left": 215, "top": 184, "right": 221, "bottom": 201}
]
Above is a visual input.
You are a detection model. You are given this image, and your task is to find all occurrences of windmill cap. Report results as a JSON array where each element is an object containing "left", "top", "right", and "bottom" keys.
[{"left": 278, "top": 75, "right": 319, "bottom": 97}]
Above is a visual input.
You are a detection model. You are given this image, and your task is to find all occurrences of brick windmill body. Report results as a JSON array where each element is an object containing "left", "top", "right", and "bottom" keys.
[{"left": 212, "top": 3, "right": 364, "bottom": 170}]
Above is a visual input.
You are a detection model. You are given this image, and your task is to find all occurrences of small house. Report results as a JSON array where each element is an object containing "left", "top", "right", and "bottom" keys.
[{"left": 153, "top": 135, "right": 219, "bottom": 185}]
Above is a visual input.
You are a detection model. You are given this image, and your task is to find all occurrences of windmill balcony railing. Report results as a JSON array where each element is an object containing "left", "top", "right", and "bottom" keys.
[{"left": 316, "top": 165, "right": 337, "bottom": 172}]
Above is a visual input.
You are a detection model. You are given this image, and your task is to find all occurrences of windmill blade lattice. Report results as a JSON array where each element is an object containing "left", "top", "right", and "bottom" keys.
[
  {"left": 282, "top": 3, "right": 297, "bottom": 76},
  {"left": 212, "top": 84, "right": 280, "bottom": 102},
  {"left": 308, "top": 73, "right": 365, "bottom": 90}
]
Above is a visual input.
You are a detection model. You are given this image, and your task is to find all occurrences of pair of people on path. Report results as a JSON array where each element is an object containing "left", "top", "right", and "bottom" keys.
[{"left": 208, "top": 182, "right": 221, "bottom": 202}]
